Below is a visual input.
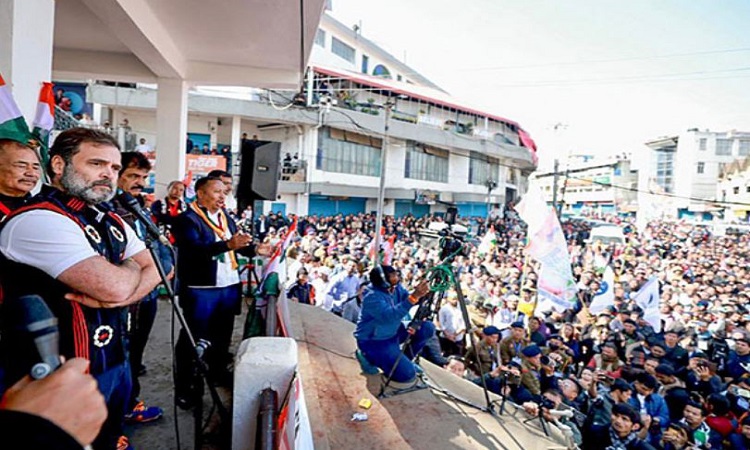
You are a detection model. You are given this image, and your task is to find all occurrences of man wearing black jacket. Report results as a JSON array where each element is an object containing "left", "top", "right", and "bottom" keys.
[
  {"left": 583, "top": 403, "right": 656, "bottom": 450},
  {"left": 172, "top": 176, "right": 268, "bottom": 407}
]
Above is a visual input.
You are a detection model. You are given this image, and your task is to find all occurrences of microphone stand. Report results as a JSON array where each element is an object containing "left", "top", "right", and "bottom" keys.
[{"left": 140, "top": 231, "right": 230, "bottom": 449}]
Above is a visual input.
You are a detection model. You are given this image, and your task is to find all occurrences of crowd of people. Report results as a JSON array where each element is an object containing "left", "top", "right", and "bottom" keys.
[{"left": 262, "top": 209, "right": 750, "bottom": 450}]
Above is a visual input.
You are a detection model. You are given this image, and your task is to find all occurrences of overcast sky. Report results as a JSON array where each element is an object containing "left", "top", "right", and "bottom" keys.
[{"left": 330, "top": 0, "right": 750, "bottom": 170}]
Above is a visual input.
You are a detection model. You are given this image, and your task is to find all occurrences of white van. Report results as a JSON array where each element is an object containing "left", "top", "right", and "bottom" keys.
[{"left": 587, "top": 225, "right": 626, "bottom": 245}]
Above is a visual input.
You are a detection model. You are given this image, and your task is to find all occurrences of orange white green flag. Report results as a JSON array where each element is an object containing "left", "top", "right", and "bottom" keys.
[
  {"left": 0, "top": 73, "right": 33, "bottom": 145},
  {"left": 32, "top": 82, "right": 55, "bottom": 166}
]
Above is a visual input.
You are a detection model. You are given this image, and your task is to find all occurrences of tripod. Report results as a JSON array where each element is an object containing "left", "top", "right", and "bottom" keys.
[{"left": 142, "top": 233, "right": 230, "bottom": 450}]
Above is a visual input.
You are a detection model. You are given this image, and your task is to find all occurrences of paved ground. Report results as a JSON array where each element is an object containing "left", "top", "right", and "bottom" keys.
[{"left": 127, "top": 297, "right": 243, "bottom": 450}]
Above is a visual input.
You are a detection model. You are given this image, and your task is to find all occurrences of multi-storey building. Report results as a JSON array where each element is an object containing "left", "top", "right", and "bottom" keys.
[
  {"left": 642, "top": 129, "right": 750, "bottom": 219},
  {"left": 533, "top": 155, "right": 638, "bottom": 215},
  {"left": 81, "top": 12, "right": 537, "bottom": 218}
]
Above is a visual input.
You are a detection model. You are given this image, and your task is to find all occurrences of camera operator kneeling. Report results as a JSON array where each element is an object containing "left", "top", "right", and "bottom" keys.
[
  {"left": 354, "top": 265, "right": 432, "bottom": 386},
  {"left": 583, "top": 403, "right": 657, "bottom": 450}
]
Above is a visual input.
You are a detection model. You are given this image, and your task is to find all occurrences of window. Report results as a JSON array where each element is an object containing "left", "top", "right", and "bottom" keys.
[
  {"left": 372, "top": 64, "right": 392, "bottom": 79},
  {"left": 696, "top": 162, "right": 705, "bottom": 174},
  {"left": 314, "top": 29, "right": 326, "bottom": 47},
  {"left": 746, "top": 186, "right": 750, "bottom": 193},
  {"left": 331, "top": 37, "right": 355, "bottom": 63},
  {"left": 404, "top": 142, "right": 449, "bottom": 183},
  {"left": 740, "top": 140, "right": 750, "bottom": 156},
  {"left": 699, "top": 138, "right": 707, "bottom": 151},
  {"left": 361, "top": 55, "right": 369, "bottom": 74},
  {"left": 734, "top": 186, "right": 740, "bottom": 195},
  {"left": 468, "top": 152, "right": 499, "bottom": 185},
  {"left": 716, "top": 138, "right": 733, "bottom": 156},
  {"left": 316, "top": 127, "right": 381, "bottom": 176}
]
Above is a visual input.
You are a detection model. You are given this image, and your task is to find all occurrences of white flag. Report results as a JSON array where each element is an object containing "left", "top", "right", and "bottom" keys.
[
  {"left": 632, "top": 277, "right": 661, "bottom": 332},
  {"left": 589, "top": 266, "right": 615, "bottom": 315}
]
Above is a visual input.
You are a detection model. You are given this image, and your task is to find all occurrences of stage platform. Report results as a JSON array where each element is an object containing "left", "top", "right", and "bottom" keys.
[{"left": 289, "top": 303, "right": 572, "bottom": 450}]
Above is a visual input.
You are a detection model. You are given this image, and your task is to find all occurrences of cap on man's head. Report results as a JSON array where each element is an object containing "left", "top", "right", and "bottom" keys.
[
  {"left": 483, "top": 326, "right": 501, "bottom": 336},
  {"left": 522, "top": 345, "right": 542, "bottom": 358},
  {"left": 612, "top": 403, "right": 641, "bottom": 425},
  {"left": 611, "top": 378, "right": 633, "bottom": 393},
  {"left": 510, "top": 321, "right": 525, "bottom": 329},
  {"left": 655, "top": 363, "right": 675, "bottom": 377}
]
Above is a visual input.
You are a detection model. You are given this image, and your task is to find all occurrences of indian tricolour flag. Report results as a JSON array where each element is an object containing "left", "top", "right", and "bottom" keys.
[
  {"left": 32, "top": 82, "right": 55, "bottom": 167},
  {"left": 0, "top": 73, "right": 32, "bottom": 145}
]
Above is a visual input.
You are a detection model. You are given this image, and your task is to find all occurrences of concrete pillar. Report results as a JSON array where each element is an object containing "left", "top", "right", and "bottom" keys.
[
  {"left": 155, "top": 78, "right": 188, "bottom": 197},
  {"left": 230, "top": 115, "right": 241, "bottom": 177},
  {"left": 0, "top": 0, "right": 55, "bottom": 123}
]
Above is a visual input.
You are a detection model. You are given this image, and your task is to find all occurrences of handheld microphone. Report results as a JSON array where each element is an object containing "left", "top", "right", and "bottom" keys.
[
  {"left": 117, "top": 192, "right": 172, "bottom": 247},
  {"left": 4, "top": 295, "right": 61, "bottom": 380}
]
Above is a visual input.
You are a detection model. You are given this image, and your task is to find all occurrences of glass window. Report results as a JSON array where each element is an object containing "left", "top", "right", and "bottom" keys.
[
  {"left": 716, "top": 138, "right": 733, "bottom": 156},
  {"left": 699, "top": 138, "right": 707, "bottom": 151},
  {"left": 361, "top": 54, "right": 369, "bottom": 74},
  {"left": 739, "top": 140, "right": 750, "bottom": 156},
  {"left": 468, "top": 151, "right": 499, "bottom": 185},
  {"left": 314, "top": 29, "right": 326, "bottom": 47},
  {"left": 331, "top": 37, "right": 355, "bottom": 63},
  {"left": 696, "top": 162, "right": 705, "bottom": 174},
  {"left": 316, "top": 127, "right": 381, "bottom": 177},
  {"left": 372, "top": 64, "right": 392, "bottom": 79},
  {"left": 404, "top": 142, "right": 449, "bottom": 183}
]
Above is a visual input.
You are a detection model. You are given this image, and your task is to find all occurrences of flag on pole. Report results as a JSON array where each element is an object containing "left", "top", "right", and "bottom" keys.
[
  {"left": 477, "top": 225, "right": 497, "bottom": 256},
  {"left": 589, "top": 266, "right": 615, "bottom": 315},
  {"left": 32, "top": 82, "right": 55, "bottom": 167},
  {"left": 0, "top": 73, "right": 33, "bottom": 145},
  {"left": 382, "top": 235, "right": 396, "bottom": 265},
  {"left": 515, "top": 183, "right": 578, "bottom": 312},
  {"left": 632, "top": 277, "right": 661, "bottom": 332}
]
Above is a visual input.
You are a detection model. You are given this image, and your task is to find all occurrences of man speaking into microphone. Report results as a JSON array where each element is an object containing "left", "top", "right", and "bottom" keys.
[
  {"left": 0, "top": 128, "right": 163, "bottom": 450},
  {"left": 172, "top": 176, "right": 269, "bottom": 408}
]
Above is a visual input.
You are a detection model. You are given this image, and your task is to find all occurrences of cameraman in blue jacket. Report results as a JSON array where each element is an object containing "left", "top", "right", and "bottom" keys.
[{"left": 354, "top": 265, "right": 432, "bottom": 384}]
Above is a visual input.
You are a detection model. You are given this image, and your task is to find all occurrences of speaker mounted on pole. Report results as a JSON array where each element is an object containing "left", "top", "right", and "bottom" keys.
[{"left": 237, "top": 140, "right": 281, "bottom": 213}]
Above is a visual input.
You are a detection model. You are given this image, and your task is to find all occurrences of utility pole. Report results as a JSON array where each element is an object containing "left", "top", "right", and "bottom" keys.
[
  {"left": 373, "top": 101, "right": 393, "bottom": 265},
  {"left": 551, "top": 158, "right": 560, "bottom": 217}
]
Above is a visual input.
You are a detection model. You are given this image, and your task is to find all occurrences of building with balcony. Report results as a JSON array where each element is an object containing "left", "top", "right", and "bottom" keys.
[
  {"left": 78, "top": 12, "right": 537, "bottom": 218},
  {"left": 641, "top": 129, "right": 750, "bottom": 219},
  {"left": 533, "top": 155, "right": 638, "bottom": 215}
]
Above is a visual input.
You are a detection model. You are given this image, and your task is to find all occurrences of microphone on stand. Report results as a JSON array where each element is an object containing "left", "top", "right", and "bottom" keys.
[{"left": 116, "top": 192, "right": 172, "bottom": 247}]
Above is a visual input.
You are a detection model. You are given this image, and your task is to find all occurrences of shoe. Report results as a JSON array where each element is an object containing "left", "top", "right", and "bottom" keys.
[
  {"left": 176, "top": 395, "right": 195, "bottom": 411},
  {"left": 124, "top": 401, "right": 163, "bottom": 424},
  {"left": 117, "top": 435, "right": 133, "bottom": 450}
]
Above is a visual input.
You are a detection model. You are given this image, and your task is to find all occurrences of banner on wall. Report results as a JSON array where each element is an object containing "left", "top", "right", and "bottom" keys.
[{"left": 186, "top": 154, "right": 227, "bottom": 177}]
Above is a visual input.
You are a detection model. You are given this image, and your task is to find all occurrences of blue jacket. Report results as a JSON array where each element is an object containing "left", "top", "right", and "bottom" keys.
[
  {"left": 354, "top": 284, "right": 412, "bottom": 342},
  {"left": 628, "top": 392, "right": 670, "bottom": 445}
]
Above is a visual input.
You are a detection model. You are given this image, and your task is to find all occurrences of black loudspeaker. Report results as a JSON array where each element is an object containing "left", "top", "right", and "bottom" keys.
[{"left": 237, "top": 140, "right": 281, "bottom": 208}]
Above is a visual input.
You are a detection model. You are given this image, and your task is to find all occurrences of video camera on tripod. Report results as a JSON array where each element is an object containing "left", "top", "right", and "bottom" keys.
[{"left": 417, "top": 221, "right": 470, "bottom": 261}]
